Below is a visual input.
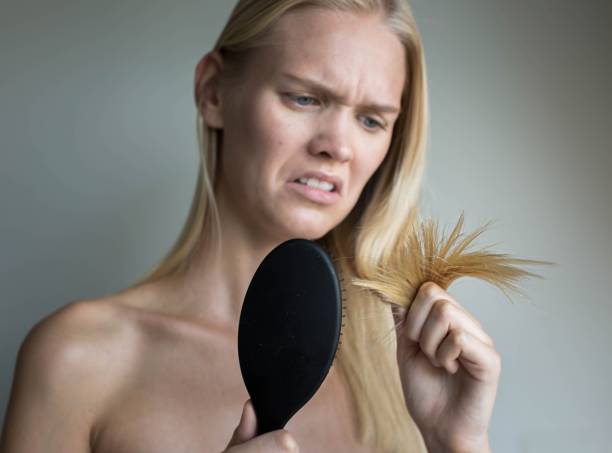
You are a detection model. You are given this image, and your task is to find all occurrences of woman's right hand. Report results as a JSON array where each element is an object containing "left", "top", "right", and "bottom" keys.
[{"left": 222, "top": 400, "right": 300, "bottom": 452}]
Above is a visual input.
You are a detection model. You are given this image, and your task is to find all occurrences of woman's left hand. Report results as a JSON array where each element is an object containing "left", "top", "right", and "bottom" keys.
[{"left": 394, "top": 281, "right": 500, "bottom": 453}]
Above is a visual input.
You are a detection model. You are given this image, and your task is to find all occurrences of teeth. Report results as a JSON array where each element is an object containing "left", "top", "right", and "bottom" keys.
[
  {"left": 297, "top": 177, "right": 335, "bottom": 192},
  {"left": 318, "top": 181, "right": 335, "bottom": 192}
]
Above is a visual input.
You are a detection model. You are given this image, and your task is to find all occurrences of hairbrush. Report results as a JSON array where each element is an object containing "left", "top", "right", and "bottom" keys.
[{"left": 237, "top": 238, "right": 344, "bottom": 435}]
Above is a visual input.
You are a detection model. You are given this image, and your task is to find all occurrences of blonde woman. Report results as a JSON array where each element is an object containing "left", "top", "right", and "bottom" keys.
[{"left": 1, "top": 1, "right": 500, "bottom": 452}]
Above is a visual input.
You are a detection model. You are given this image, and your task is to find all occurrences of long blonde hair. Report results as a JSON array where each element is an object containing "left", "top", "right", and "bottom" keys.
[{"left": 129, "top": 1, "right": 430, "bottom": 451}]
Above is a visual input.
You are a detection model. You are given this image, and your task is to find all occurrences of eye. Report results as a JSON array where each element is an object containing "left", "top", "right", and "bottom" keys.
[
  {"left": 288, "top": 94, "right": 320, "bottom": 107},
  {"left": 361, "top": 116, "right": 385, "bottom": 131}
]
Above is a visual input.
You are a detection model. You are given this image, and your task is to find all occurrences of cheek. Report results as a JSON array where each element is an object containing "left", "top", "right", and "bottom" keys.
[
  {"left": 352, "top": 145, "right": 389, "bottom": 193},
  {"left": 240, "top": 93, "right": 300, "bottom": 170},
  {"left": 220, "top": 95, "right": 278, "bottom": 183}
]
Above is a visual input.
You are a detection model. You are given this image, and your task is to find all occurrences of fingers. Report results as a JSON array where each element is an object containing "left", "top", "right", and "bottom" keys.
[
  {"left": 224, "top": 400, "right": 299, "bottom": 452},
  {"left": 404, "top": 282, "right": 493, "bottom": 347},
  {"left": 400, "top": 282, "right": 499, "bottom": 381},
  {"left": 437, "top": 328, "right": 501, "bottom": 382},
  {"left": 230, "top": 430, "right": 299, "bottom": 452},
  {"left": 226, "top": 400, "right": 258, "bottom": 447}
]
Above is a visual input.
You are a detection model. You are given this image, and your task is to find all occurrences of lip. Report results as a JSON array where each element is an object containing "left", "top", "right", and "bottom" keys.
[
  {"left": 287, "top": 181, "right": 342, "bottom": 205},
  {"left": 291, "top": 171, "right": 344, "bottom": 196}
]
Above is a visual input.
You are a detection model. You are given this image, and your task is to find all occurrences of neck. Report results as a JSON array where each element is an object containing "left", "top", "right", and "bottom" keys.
[{"left": 161, "top": 185, "right": 287, "bottom": 330}]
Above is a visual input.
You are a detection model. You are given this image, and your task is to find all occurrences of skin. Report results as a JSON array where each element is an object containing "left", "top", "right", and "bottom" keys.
[
  {"left": 0, "top": 6, "right": 498, "bottom": 453},
  {"left": 394, "top": 282, "right": 498, "bottom": 453}
]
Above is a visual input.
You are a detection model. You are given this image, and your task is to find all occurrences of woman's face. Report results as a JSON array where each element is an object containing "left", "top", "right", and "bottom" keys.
[{"left": 210, "top": 7, "right": 406, "bottom": 242}]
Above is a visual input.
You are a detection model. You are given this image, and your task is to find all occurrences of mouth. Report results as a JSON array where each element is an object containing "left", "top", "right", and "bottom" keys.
[
  {"left": 287, "top": 178, "right": 342, "bottom": 206},
  {"left": 290, "top": 171, "right": 343, "bottom": 196},
  {"left": 292, "top": 177, "right": 338, "bottom": 193}
]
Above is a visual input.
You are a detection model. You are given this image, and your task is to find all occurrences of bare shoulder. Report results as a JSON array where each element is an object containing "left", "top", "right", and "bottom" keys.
[
  {"left": 1, "top": 297, "right": 140, "bottom": 452},
  {"left": 19, "top": 296, "right": 138, "bottom": 383}
]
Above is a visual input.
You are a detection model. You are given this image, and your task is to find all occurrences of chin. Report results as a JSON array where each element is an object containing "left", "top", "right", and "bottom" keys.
[
  {"left": 286, "top": 224, "right": 329, "bottom": 241},
  {"left": 265, "top": 198, "right": 348, "bottom": 241},
  {"left": 282, "top": 214, "right": 336, "bottom": 241}
]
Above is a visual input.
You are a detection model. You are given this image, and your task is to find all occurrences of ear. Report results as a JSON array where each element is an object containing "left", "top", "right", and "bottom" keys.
[{"left": 194, "top": 50, "right": 225, "bottom": 129}]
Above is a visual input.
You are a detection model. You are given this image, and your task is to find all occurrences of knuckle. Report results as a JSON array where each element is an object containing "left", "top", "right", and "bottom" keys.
[
  {"left": 418, "top": 281, "right": 439, "bottom": 300},
  {"left": 432, "top": 299, "right": 453, "bottom": 320},
  {"left": 441, "top": 357, "right": 456, "bottom": 372},
  {"left": 450, "top": 328, "right": 467, "bottom": 346}
]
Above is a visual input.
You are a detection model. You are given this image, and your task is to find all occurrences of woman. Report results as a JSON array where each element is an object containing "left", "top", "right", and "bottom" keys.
[{"left": 1, "top": 1, "right": 499, "bottom": 452}]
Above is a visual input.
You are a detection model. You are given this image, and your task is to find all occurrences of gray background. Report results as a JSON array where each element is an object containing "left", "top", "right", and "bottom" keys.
[{"left": 1, "top": 0, "right": 610, "bottom": 451}]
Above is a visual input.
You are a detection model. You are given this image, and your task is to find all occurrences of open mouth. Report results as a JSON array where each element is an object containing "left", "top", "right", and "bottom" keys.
[
  {"left": 293, "top": 177, "right": 337, "bottom": 193},
  {"left": 288, "top": 178, "right": 342, "bottom": 206}
]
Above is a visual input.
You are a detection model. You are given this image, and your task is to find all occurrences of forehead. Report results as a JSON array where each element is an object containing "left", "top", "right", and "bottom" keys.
[{"left": 255, "top": 7, "right": 406, "bottom": 107}]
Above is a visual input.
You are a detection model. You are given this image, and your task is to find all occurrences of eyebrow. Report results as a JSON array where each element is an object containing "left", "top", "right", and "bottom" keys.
[{"left": 280, "top": 72, "right": 401, "bottom": 115}]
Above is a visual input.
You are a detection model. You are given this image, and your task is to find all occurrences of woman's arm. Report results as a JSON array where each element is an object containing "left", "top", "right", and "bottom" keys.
[{"left": 0, "top": 302, "right": 124, "bottom": 453}]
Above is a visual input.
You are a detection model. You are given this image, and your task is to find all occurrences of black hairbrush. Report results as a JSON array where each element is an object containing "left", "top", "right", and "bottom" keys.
[{"left": 237, "top": 239, "right": 343, "bottom": 435}]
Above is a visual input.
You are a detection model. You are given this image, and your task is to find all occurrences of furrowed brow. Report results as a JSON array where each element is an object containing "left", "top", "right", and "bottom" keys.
[{"left": 280, "top": 72, "right": 400, "bottom": 115}]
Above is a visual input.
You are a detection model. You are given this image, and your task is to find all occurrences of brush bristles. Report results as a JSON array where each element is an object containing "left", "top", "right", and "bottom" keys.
[{"left": 352, "top": 212, "right": 553, "bottom": 308}]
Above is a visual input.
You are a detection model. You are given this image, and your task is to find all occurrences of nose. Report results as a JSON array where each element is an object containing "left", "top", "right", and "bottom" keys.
[{"left": 307, "top": 108, "right": 353, "bottom": 162}]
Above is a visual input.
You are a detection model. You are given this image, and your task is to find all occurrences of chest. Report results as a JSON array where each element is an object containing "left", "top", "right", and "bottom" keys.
[{"left": 92, "top": 335, "right": 370, "bottom": 453}]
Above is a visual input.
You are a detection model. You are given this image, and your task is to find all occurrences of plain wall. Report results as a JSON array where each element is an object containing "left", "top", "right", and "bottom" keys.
[{"left": 1, "top": 1, "right": 610, "bottom": 451}]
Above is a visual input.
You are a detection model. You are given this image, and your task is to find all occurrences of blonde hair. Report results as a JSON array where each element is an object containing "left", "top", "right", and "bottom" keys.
[
  {"left": 129, "top": 1, "right": 432, "bottom": 451},
  {"left": 124, "top": 2, "right": 553, "bottom": 451}
]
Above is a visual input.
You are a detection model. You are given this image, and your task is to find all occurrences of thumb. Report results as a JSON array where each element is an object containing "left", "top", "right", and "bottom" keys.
[{"left": 226, "top": 399, "right": 258, "bottom": 447}]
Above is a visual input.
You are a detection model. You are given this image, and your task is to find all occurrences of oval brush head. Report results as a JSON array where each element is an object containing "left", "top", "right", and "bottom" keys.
[{"left": 238, "top": 239, "right": 342, "bottom": 435}]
